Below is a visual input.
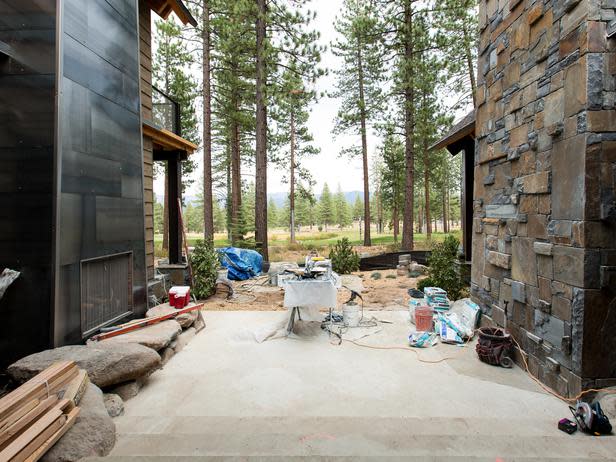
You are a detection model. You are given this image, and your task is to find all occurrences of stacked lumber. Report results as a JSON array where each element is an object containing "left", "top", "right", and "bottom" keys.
[{"left": 0, "top": 361, "right": 87, "bottom": 462}]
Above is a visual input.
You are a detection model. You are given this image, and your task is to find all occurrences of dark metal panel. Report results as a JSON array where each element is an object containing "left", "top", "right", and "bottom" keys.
[
  {"left": 54, "top": 0, "right": 146, "bottom": 346},
  {"left": 0, "top": 0, "right": 56, "bottom": 368}
]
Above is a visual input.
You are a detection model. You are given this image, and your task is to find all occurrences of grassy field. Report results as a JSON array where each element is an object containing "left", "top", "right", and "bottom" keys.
[{"left": 155, "top": 227, "right": 461, "bottom": 261}]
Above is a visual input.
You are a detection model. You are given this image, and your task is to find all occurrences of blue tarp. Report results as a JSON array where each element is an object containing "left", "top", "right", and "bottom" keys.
[{"left": 218, "top": 247, "right": 263, "bottom": 281}]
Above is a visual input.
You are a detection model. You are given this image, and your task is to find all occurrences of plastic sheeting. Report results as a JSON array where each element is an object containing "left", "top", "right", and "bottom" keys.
[
  {"left": 282, "top": 279, "right": 338, "bottom": 309},
  {"left": 218, "top": 247, "right": 263, "bottom": 281}
]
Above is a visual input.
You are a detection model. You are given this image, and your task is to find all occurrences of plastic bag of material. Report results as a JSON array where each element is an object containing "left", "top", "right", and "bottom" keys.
[
  {"left": 450, "top": 298, "right": 480, "bottom": 338},
  {"left": 218, "top": 247, "right": 263, "bottom": 281},
  {"left": 409, "top": 331, "right": 438, "bottom": 348},
  {"left": 435, "top": 313, "right": 465, "bottom": 344}
]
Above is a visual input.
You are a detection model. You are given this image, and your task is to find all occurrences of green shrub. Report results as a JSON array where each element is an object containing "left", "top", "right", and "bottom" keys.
[
  {"left": 191, "top": 239, "right": 220, "bottom": 300},
  {"left": 426, "top": 234, "right": 465, "bottom": 300},
  {"left": 329, "top": 238, "right": 360, "bottom": 274},
  {"left": 417, "top": 277, "right": 434, "bottom": 292}
]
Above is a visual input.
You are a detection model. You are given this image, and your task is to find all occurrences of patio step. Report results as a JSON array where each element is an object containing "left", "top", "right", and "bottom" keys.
[{"left": 105, "top": 416, "right": 615, "bottom": 460}]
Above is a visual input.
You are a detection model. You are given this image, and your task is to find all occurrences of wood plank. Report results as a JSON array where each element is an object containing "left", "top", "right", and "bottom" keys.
[
  {"left": 0, "top": 397, "right": 57, "bottom": 448},
  {"left": 0, "top": 399, "right": 39, "bottom": 433},
  {"left": 12, "top": 415, "right": 66, "bottom": 462},
  {"left": 58, "top": 370, "right": 89, "bottom": 409},
  {"left": 24, "top": 408, "right": 80, "bottom": 462},
  {"left": 0, "top": 408, "right": 62, "bottom": 462},
  {"left": 90, "top": 304, "right": 204, "bottom": 341},
  {"left": 0, "top": 363, "right": 75, "bottom": 422},
  {"left": 142, "top": 123, "right": 198, "bottom": 153}
]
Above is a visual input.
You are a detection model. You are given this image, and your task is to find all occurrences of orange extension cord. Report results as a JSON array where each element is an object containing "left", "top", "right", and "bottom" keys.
[{"left": 344, "top": 330, "right": 616, "bottom": 403}]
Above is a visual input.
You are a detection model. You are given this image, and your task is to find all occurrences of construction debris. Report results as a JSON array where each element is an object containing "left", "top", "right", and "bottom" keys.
[{"left": 0, "top": 361, "right": 81, "bottom": 461}]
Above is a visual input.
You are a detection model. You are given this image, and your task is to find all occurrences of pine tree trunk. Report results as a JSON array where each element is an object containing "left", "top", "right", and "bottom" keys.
[
  {"left": 423, "top": 103, "right": 431, "bottom": 239},
  {"left": 289, "top": 109, "right": 296, "bottom": 243},
  {"left": 357, "top": 37, "right": 371, "bottom": 246},
  {"left": 201, "top": 0, "right": 214, "bottom": 241},
  {"left": 401, "top": 0, "right": 414, "bottom": 251},
  {"left": 226, "top": 145, "right": 231, "bottom": 240},
  {"left": 442, "top": 181, "right": 447, "bottom": 234},
  {"left": 393, "top": 206, "right": 399, "bottom": 242},
  {"left": 418, "top": 203, "right": 423, "bottom": 234},
  {"left": 254, "top": 0, "right": 269, "bottom": 260},
  {"left": 230, "top": 109, "right": 241, "bottom": 245},
  {"left": 463, "top": 23, "right": 477, "bottom": 108}
]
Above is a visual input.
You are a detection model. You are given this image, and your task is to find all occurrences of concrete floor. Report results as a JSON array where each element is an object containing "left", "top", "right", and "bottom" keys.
[{"left": 103, "top": 310, "right": 616, "bottom": 460}]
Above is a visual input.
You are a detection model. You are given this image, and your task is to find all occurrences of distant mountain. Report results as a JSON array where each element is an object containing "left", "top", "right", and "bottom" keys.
[
  {"left": 157, "top": 191, "right": 364, "bottom": 207},
  {"left": 268, "top": 190, "right": 364, "bottom": 207}
]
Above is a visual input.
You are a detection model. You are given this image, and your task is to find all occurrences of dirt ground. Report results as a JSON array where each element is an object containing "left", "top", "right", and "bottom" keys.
[{"left": 201, "top": 269, "right": 425, "bottom": 312}]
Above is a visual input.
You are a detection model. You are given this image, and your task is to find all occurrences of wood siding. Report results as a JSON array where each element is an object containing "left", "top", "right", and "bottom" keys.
[{"left": 139, "top": 1, "right": 155, "bottom": 280}]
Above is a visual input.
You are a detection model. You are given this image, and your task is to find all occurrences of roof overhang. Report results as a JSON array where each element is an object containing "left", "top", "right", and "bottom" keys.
[
  {"left": 143, "top": 121, "right": 198, "bottom": 155},
  {"left": 429, "top": 110, "right": 475, "bottom": 154},
  {"left": 146, "top": 0, "right": 197, "bottom": 27}
]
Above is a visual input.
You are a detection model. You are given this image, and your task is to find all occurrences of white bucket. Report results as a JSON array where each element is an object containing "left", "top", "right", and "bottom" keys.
[{"left": 342, "top": 302, "right": 361, "bottom": 327}]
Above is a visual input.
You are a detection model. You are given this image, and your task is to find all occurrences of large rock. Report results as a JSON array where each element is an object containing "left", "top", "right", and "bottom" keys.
[
  {"left": 108, "top": 379, "right": 142, "bottom": 401},
  {"left": 8, "top": 344, "right": 161, "bottom": 388},
  {"left": 103, "top": 393, "right": 124, "bottom": 418},
  {"left": 41, "top": 384, "right": 115, "bottom": 462},
  {"left": 170, "top": 326, "right": 196, "bottom": 353},
  {"left": 146, "top": 304, "right": 197, "bottom": 329},
  {"left": 95, "top": 320, "right": 182, "bottom": 351}
]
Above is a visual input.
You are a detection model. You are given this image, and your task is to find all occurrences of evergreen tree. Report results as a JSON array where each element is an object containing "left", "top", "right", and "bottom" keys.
[
  {"left": 379, "top": 129, "right": 405, "bottom": 241},
  {"left": 268, "top": 197, "right": 279, "bottom": 229},
  {"left": 352, "top": 194, "right": 363, "bottom": 221},
  {"left": 318, "top": 183, "right": 335, "bottom": 230},
  {"left": 331, "top": 0, "right": 384, "bottom": 246},
  {"left": 253, "top": 0, "right": 324, "bottom": 260},
  {"left": 270, "top": 65, "right": 319, "bottom": 242},
  {"left": 241, "top": 182, "right": 256, "bottom": 233},
  {"left": 153, "top": 17, "right": 200, "bottom": 251},
  {"left": 334, "top": 185, "right": 352, "bottom": 229}
]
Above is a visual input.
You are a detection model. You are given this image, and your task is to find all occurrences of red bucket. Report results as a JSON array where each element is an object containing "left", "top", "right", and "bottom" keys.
[{"left": 415, "top": 306, "right": 434, "bottom": 332}]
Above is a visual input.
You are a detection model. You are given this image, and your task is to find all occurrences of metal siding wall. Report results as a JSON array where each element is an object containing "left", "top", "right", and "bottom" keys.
[
  {"left": 0, "top": 0, "right": 56, "bottom": 367},
  {"left": 55, "top": 0, "right": 146, "bottom": 345}
]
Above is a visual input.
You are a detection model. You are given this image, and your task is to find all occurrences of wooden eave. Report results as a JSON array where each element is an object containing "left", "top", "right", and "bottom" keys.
[
  {"left": 429, "top": 110, "right": 476, "bottom": 153},
  {"left": 142, "top": 122, "right": 197, "bottom": 154},
  {"left": 146, "top": 0, "right": 197, "bottom": 27}
]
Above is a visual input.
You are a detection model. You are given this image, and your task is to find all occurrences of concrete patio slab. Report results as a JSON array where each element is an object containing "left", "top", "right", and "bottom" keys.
[{"left": 100, "top": 310, "right": 616, "bottom": 460}]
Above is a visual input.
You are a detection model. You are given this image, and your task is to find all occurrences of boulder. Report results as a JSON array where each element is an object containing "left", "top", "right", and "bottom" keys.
[
  {"left": 146, "top": 304, "right": 197, "bottom": 329},
  {"left": 109, "top": 380, "right": 142, "bottom": 401},
  {"left": 171, "top": 327, "right": 196, "bottom": 353},
  {"left": 409, "top": 262, "right": 428, "bottom": 275},
  {"left": 160, "top": 347, "right": 175, "bottom": 365},
  {"left": 41, "top": 384, "right": 115, "bottom": 462},
  {"left": 94, "top": 320, "right": 182, "bottom": 351},
  {"left": 8, "top": 343, "right": 161, "bottom": 388},
  {"left": 103, "top": 393, "right": 124, "bottom": 418}
]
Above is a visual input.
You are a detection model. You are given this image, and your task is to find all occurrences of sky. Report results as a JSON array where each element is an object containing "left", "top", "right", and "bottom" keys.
[{"left": 154, "top": 0, "right": 368, "bottom": 198}]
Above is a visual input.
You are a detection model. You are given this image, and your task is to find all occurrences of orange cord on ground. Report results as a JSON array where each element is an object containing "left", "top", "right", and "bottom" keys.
[{"left": 345, "top": 329, "right": 616, "bottom": 403}]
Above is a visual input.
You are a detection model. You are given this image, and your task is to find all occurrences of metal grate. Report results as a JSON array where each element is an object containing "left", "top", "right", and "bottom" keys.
[{"left": 81, "top": 252, "right": 133, "bottom": 336}]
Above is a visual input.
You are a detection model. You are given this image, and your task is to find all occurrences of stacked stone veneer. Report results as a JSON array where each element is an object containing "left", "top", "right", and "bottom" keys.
[{"left": 473, "top": 0, "right": 616, "bottom": 397}]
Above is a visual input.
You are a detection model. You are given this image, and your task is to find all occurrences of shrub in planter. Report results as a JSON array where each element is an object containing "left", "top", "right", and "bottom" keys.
[
  {"left": 191, "top": 239, "right": 220, "bottom": 300},
  {"left": 329, "top": 238, "right": 360, "bottom": 274}
]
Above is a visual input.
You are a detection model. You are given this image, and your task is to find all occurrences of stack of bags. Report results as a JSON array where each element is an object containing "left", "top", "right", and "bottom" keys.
[
  {"left": 0, "top": 361, "right": 87, "bottom": 461},
  {"left": 424, "top": 287, "right": 450, "bottom": 312}
]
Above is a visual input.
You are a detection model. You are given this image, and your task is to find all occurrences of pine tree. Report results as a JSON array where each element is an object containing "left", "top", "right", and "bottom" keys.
[
  {"left": 331, "top": 0, "right": 385, "bottom": 246},
  {"left": 153, "top": 17, "right": 200, "bottom": 251},
  {"left": 318, "top": 183, "right": 335, "bottom": 230},
  {"left": 270, "top": 65, "right": 319, "bottom": 242},
  {"left": 379, "top": 129, "right": 405, "bottom": 242},
  {"left": 352, "top": 194, "right": 363, "bottom": 222},
  {"left": 253, "top": 0, "right": 324, "bottom": 260},
  {"left": 334, "top": 185, "right": 352, "bottom": 229},
  {"left": 268, "top": 197, "right": 279, "bottom": 229}
]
